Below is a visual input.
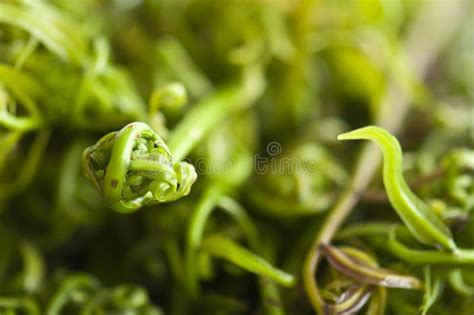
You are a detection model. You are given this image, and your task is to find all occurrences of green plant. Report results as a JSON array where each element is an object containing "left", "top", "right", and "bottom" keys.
[{"left": 0, "top": 1, "right": 472, "bottom": 314}]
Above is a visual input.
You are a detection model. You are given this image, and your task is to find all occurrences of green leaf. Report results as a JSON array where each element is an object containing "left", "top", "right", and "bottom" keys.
[{"left": 201, "top": 235, "right": 295, "bottom": 287}]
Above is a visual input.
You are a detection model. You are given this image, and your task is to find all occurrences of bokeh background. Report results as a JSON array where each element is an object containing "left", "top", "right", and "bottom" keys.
[{"left": 0, "top": 0, "right": 473, "bottom": 314}]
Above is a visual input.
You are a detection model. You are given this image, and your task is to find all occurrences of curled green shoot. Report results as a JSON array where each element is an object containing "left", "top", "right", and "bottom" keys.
[
  {"left": 148, "top": 82, "right": 187, "bottom": 137},
  {"left": 338, "top": 126, "right": 456, "bottom": 251},
  {"left": 149, "top": 82, "right": 187, "bottom": 114},
  {"left": 82, "top": 122, "right": 197, "bottom": 213}
]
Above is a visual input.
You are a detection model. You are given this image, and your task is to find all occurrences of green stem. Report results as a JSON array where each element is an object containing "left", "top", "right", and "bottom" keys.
[
  {"left": 387, "top": 233, "right": 474, "bottom": 266},
  {"left": 217, "top": 197, "right": 286, "bottom": 315},
  {"left": 185, "top": 185, "right": 291, "bottom": 315},
  {"left": 185, "top": 185, "right": 223, "bottom": 296}
]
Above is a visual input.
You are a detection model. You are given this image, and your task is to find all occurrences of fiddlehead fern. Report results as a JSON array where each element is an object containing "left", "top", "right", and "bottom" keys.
[{"left": 82, "top": 122, "right": 197, "bottom": 213}]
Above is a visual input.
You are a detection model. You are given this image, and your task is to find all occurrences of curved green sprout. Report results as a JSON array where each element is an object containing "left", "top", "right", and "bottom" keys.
[
  {"left": 148, "top": 82, "right": 187, "bottom": 137},
  {"left": 449, "top": 269, "right": 474, "bottom": 296},
  {"left": 149, "top": 82, "right": 187, "bottom": 114},
  {"left": 82, "top": 122, "right": 197, "bottom": 213},
  {"left": 338, "top": 126, "right": 456, "bottom": 251},
  {"left": 0, "top": 64, "right": 43, "bottom": 132}
]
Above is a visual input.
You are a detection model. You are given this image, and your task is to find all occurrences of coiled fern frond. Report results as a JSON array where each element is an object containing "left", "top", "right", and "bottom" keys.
[{"left": 82, "top": 122, "right": 197, "bottom": 213}]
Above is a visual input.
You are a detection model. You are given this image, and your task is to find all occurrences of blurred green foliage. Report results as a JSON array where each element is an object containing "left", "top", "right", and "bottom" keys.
[{"left": 0, "top": 0, "right": 472, "bottom": 314}]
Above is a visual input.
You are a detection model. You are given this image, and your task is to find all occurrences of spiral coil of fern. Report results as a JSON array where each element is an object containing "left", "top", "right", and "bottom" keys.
[{"left": 82, "top": 122, "right": 197, "bottom": 213}]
